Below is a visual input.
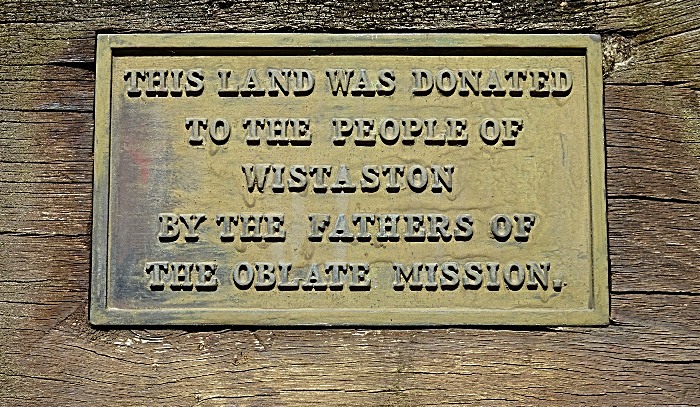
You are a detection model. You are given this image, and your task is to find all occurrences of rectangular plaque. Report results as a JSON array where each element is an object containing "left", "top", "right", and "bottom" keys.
[{"left": 90, "top": 34, "right": 608, "bottom": 326}]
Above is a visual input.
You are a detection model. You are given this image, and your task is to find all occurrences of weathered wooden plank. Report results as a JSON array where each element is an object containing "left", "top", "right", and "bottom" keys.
[
  {"left": 0, "top": 63, "right": 93, "bottom": 82},
  {"left": 1, "top": 294, "right": 698, "bottom": 405},
  {"left": 0, "top": 1, "right": 603, "bottom": 31},
  {"left": 603, "top": 81, "right": 700, "bottom": 294},
  {"left": 0, "top": 80, "right": 93, "bottom": 112},
  {"left": 601, "top": 1, "right": 700, "bottom": 86},
  {"left": 609, "top": 199, "right": 700, "bottom": 293},
  {"left": 0, "top": 186, "right": 91, "bottom": 237},
  {"left": 606, "top": 85, "right": 700, "bottom": 202},
  {"left": 0, "top": 23, "right": 95, "bottom": 66},
  {"left": 602, "top": 0, "right": 700, "bottom": 39},
  {"left": 0, "top": 112, "right": 93, "bottom": 164}
]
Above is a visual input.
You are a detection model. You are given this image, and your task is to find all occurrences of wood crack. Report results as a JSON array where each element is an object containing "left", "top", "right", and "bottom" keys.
[{"left": 607, "top": 194, "right": 700, "bottom": 205}]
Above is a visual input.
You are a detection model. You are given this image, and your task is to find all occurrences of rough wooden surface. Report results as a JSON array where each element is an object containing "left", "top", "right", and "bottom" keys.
[{"left": 2, "top": 1, "right": 700, "bottom": 405}]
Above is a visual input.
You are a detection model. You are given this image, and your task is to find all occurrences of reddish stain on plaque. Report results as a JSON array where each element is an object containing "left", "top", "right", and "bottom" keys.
[{"left": 129, "top": 149, "right": 151, "bottom": 184}]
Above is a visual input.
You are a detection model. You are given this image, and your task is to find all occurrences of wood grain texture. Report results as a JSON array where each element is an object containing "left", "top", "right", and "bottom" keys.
[{"left": 1, "top": 0, "right": 700, "bottom": 405}]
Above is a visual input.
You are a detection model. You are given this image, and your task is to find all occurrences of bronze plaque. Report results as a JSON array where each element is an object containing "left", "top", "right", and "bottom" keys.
[{"left": 90, "top": 34, "right": 608, "bottom": 326}]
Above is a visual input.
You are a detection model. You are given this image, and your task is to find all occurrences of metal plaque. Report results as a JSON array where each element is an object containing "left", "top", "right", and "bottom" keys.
[{"left": 90, "top": 34, "right": 608, "bottom": 326}]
